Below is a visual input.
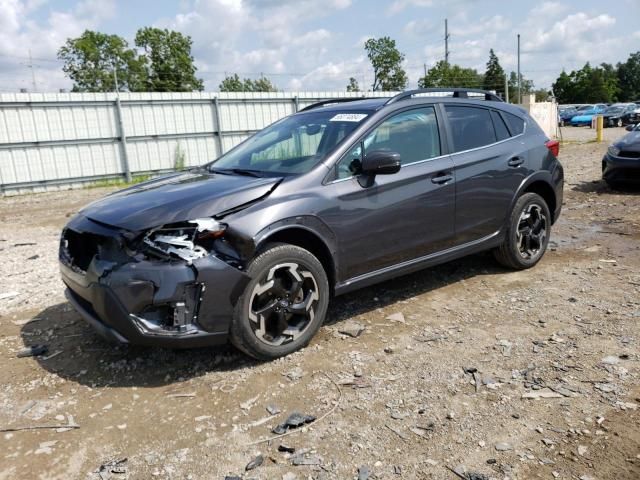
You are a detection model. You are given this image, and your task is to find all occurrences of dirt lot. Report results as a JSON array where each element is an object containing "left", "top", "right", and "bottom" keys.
[{"left": 0, "top": 126, "right": 638, "bottom": 480}]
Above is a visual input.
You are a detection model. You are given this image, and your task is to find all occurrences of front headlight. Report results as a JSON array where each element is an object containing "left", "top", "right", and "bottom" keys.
[
  {"left": 608, "top": 145, "right": 620, "bottom": 157},
  {"left": 143, "top": 218, "right": 226, "bottom": 263}
]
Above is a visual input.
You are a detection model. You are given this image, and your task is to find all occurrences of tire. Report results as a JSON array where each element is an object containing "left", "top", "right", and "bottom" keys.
[
  {"left": 493, "top": 193, "right": 551, "bottom": 270},
  {"left": 229, "top": 243, "right": 329, "bottom": 360},
  {"left": 605, "top": 178, "right": 620, "bottom": 190}
]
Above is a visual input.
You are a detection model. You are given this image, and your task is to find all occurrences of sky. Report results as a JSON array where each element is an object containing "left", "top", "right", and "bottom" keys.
[{"left": 1, "top": 0, "right": 639, "bottom": 93}]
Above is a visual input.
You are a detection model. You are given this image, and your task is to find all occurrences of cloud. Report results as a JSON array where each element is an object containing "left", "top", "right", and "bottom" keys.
[
  {"left": 0, "top": 0, "right": 118, "bottom": 91},
  {"left": 403, "top": 19, "right": 435, "bottom": 37},
  {"left": 161, "top": 0, "right": 354, "bottom": 90},
  {"left": 450, "top": 15, "right": 511, "bottom": 37},
  {"left": 387, "top": 0, "right": 433, "bottom": 15}
]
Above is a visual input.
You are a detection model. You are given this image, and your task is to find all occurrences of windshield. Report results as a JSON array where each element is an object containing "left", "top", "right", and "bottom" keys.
[
  {"left": 605, "top": 107, "right": 623, "bottom": 114},
  {"left": 209, "top": 110, "right": 371, "bottom": 175}
]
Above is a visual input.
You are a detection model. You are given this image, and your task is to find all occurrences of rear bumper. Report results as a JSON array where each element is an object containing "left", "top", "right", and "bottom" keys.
[
  {"left": 602, "top": 154, "right": 640, "bottom": 184},
  {"left": 60, "top": 215, "right": 250, "bottom": 348}
]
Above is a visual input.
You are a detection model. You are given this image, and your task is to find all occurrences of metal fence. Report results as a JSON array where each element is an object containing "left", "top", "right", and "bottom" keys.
[{"left": 0, "top": 91, "right": 394, "bottom": 195}]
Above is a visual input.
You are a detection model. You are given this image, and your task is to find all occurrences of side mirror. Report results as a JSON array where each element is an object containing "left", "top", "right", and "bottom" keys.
[
  {"left": 626, "top": 125, "right": 634, "bottom": 131},
  {"left": 361, "top": 150, "right": 401, "bottom": 176}
]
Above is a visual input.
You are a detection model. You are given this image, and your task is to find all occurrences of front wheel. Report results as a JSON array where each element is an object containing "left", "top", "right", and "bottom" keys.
[
  {"left": 494, "top": 193, "right": 551, "bottom": 270},
  {"left": 229, "top": 243, "right": 329, "bottom": 360}
]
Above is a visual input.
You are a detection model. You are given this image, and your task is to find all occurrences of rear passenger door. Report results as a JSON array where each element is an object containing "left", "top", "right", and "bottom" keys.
[{"left": 443, "top": 104, "right": 529, "bottom": 245}]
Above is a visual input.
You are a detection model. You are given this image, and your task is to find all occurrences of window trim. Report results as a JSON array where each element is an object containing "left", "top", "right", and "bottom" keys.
[
  {"left": 324, "top": 104, "right": 444, "bottom": 184},
  {"left": 498, "top": 110, "right": 526, "bottom": 137},
  {"left": 442, "top": 104, "right": 527, "bottom": 156},
  {"left": 490, "top": 109, "right": 510, "bottom": 142}
]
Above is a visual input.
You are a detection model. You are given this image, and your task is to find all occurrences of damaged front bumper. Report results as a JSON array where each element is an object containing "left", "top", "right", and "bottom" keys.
[{"left": 59, "top": 214, "right": 249, "bottom": 348}]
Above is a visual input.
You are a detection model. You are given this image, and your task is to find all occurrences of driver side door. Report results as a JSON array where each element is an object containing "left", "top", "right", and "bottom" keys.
[{"left": 318, "top": 106, "right": 456, "bottom": 281}]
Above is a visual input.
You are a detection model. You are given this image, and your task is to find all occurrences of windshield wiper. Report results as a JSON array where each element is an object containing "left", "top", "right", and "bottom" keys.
[{"left": 210, "top": 168, "right": 263, "bottom": 178}]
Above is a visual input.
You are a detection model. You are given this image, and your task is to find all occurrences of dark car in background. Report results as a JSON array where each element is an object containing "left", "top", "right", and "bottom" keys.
[
  {"left": 59, "top": 88, "right": 563, "bottom": 360},
  {"left": 627, "top": 104, "right": 640, "bottom": 125},
  {"left": 603, "top": 123, "right": 640, "bottom": 188},
  {"left": 559, "top": 107, "right": 577, "bottom": 126},
  {"left": 602, "top": 104, "right": 637, "bottom": 127}
]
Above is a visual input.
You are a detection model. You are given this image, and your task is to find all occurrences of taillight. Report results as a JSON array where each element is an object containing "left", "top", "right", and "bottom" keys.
[{"left": 545, "top": 139, "right": 560, "bottom": 157}]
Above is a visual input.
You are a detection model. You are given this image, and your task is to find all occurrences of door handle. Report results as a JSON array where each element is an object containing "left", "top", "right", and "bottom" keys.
[
  {"left": 431, "top": 173, "right": 453, "bottom": 184},
  {"left": 508, "top": 156, "right": 524, "bottom": 167}
]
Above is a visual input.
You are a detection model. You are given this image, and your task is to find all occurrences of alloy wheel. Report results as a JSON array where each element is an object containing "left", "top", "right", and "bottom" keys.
[
  {"left": 516, "top": 203, "right": 548, "bottom": 260},
  {"left": 248, "top": 262, "right": 319, "bottom": 346}
]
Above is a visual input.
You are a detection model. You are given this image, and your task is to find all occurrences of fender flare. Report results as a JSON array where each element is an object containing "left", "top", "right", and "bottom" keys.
[
  {"left": 504, "top": 171, "right": 557, "bottom": 226},
  {"left": 253, "top": 215, "right": 340, "bottom": 282}
]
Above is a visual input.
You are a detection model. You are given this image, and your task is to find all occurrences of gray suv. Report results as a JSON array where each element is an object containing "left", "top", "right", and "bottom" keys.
[{"left": 60, "top": 88, "right": 564, "bottom": 359}]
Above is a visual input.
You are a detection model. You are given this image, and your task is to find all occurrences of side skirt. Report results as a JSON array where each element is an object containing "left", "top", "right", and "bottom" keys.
[{"left": 334, "top": 230, "right": 503, "bottom": 296}]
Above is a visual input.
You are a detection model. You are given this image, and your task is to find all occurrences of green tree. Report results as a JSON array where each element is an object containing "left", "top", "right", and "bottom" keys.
[
  {"left": 134, "top": 27, "right": 203, "bottom": 92},
  {"left": 346, "top": 77, "right": 360, "bottom": 92},
  {"left": 218, "top": 74, "right": 277, "bottom": 92},
  {"left": 507, "top": 71, "right": 534, "bottom": 101},
  {"left": 418, "top": 61, "right": 483, "bottom": 89},
  {"left": 533, "top": 88, "right": 550, "bottom": 102},
  {"left": 219, "top": 73, "right": 246, "bottom": 92},
  {"left": 483, "top": 49, "right": 505, "bottom": 97},
  {"left": 364, "top": 37, "right": 408, "bottom": 91},
  {"left": 552, "top": 63, "right": 619, "bottom": 103},
  {"left": 617, "top": 52, "right": 640, "bottom": 101},
  {"left": 552, "top": 70, "right": 573, "bottom": 103},
  {"left": 57, "top": 30, "right": 146, "bottom": 92},
  {"left": 249, "top": 76, "right": 277, "bottom": 92}
]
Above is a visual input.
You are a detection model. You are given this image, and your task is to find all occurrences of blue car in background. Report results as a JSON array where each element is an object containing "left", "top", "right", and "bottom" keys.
[
  {"left": 558, "top": 107, "right": 578, "bottom": 126},
  {"left": 570, "top": 104, "right": 608, "bottom": 126}
]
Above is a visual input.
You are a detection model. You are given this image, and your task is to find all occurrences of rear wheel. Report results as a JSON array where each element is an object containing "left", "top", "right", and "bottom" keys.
[
  {"left": 494, "top": 193, "right": 551, "bottom": 270},
  {"left": 230, "top": 243, "right": 329, "bottom": 360}
]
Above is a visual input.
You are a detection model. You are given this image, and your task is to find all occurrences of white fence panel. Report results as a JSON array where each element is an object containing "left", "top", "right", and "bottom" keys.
[{"left": 0, "top": 91, "right": 396, "bottom": 195}]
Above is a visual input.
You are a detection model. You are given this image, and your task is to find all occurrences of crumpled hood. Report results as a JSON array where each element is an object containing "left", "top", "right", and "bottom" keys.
[{"left": 80, "top": 170, "right": 281, "bottom": 231}]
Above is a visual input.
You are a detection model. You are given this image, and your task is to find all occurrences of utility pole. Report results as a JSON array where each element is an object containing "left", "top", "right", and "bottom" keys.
[
  {"left": 517, "top": 33, "right": 521, "bottom": 104},
  {"left": 505, "top": 73, "right": 509, "bottom": 103},
  {"left": 113, "top": 64, "right": 132, "bottom": 183},
  {"left": 28, "top": 49, "right": 37, "bottom": 93},
  {"left": 444, "top": 19, "right": 450, "bottom": 65},
  {"left": 113, "top": 65, "right": 119, "bottom": 93},
  {"left": 423, "top": 63, "right": 427, "bottom": 77}
]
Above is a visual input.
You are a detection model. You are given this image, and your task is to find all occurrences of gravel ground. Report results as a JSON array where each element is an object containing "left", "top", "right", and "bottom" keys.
[{"left": 0, "top": 126, "right": 638, "bottom": 480}]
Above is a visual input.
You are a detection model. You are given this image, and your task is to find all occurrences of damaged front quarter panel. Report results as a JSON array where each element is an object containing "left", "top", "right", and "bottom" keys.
[{"left": 60, "top": 214, "right": 250, "bottom": 347}]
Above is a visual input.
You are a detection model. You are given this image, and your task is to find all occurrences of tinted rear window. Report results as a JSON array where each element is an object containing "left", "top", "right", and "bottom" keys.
[
  {"left": 501, "top": 112, "right": 525, "bottom": 136},
  {"left": 445, "top": 105, "right": 496, "bottom": 152},
  {"left": 491, "top": 110, "right": 510, "bottom": 141}
]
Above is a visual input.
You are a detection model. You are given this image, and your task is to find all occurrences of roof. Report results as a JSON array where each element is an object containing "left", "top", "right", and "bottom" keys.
[{"left": 297, "top": 95, "right": 527, "bottom": 117}]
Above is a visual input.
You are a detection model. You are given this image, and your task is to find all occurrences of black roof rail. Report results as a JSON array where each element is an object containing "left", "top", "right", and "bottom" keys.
[
  {"left": 385, "top": 88, "right": 504, "bottom": 105},
  {"left": 299, "top": 97, "right": 367, "bottom": 112}
]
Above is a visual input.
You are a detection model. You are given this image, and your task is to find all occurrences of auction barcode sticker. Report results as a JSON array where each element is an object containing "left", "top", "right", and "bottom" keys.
[{"left": 329, "top": 113, "right": 368, "bottom": 122}]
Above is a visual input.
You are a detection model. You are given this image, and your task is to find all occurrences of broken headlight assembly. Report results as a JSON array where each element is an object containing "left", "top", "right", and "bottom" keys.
[{"left": 143, "top": 218, "right": 226, "bottom": 263}]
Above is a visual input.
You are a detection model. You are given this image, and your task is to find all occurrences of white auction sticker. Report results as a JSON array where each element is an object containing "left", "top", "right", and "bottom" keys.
[{"left": 329, "top": 113, "right": 368, "bottom": 122}]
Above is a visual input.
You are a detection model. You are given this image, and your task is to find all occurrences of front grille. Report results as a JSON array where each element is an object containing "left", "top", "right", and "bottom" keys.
[
  {"left": 618, "top": 150, "right": 640, "bottom": 159},
  {"left": 61, "top": 229, "right": 102, "bottom": 272}
]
